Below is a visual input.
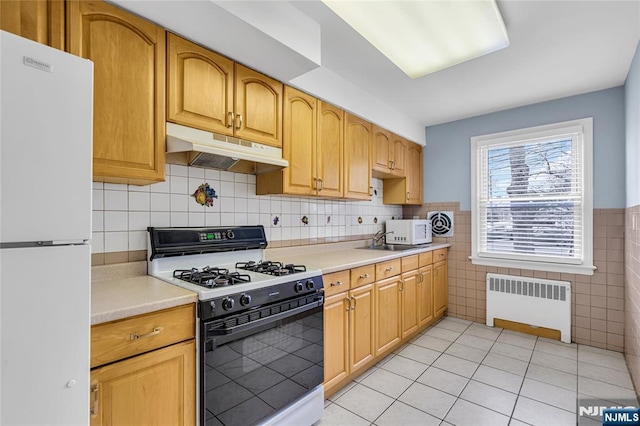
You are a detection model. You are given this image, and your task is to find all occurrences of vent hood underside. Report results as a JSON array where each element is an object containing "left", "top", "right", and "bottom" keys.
[{"left": 165, "top": 123, "right": 289, "bottom": 175}]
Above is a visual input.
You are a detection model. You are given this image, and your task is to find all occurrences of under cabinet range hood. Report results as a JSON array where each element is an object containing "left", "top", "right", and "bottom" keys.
[{"left": 165, "top": 122, "right": 288, "bottom": 174}]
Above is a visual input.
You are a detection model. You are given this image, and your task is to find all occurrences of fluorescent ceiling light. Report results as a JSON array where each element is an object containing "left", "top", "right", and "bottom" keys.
[{"left": 322, "top": 0, "right": 509, "bottom": 79}]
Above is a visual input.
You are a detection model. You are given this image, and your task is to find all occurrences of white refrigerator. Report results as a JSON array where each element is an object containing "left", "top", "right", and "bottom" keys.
[{"left": 0, "top": 30, "right": 93, "bottom": 425}]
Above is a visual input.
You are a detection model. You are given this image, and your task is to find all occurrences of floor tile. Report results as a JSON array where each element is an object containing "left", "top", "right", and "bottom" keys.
[
  {"left": 417, "top": 367, "right": 470, "bottom": 396},
  {"left": 328, "top": 381, "right": 356, "bottom": 402},
  {"left": 509, "top": 419, "right": 532, "bottom": 426},
  {"left": 577, "top": 361, "right": 634, "bottom": 389},
  {"left": 519, "top": 378, "right": 577, "bottom": 412},
  {"left": 530, "top": 351, "right": 577, "bottom": 374},
  {"left": 578, "top": 376, "right": 639, "bottom": 405},
  {"left": 360, "top": 368, "right": 413, "bottom": 398},
  {"left": 482, "top": 352, "right": 528, "bottom": 376},
  {"left": 464, "top": 324, "right": 502, "bottom": 341},
  {"left": 459, "top": 380, "right": 518, "bottom": 415},
  {"left": 442, "top": 317, "right": 474, "bottom": 326},
  {"left": 578, "top": 344, "right": 625, "bottom": 360},
  {"left": 352, "top": 366, "right": 378, "bottom": 383},
  {"left": 472, "top": 365, "right": 524, "bottom": 393},
  {"left": 397, "top": 344, "right": 441, "bottom": 365},
  {"left": 333, "top": 383, "right": 394, "bottom": 422},
  {"left": 496, "top": 332, "right": 537, "bottom": 350},
  {"left": 538, "top": 337, "right": 576, "bottom": 348},
  {"left": 512, "top": 396, "right": 576, "bottom": 426},
  {"left": 525, "top": 363, "right": 577, "bottom": 391},
  {"left": 534, "top": 340, "right": 577, "bottom": 360},
  {"left": 578, "top": 350, "right": 629, "bottom": 372},
  {"left": 426, "top": 327, "right": 462, "bottom": 342},
  {"left": 374, "top": 400, "right": 441, "bottom": 426},
  {"left": 380, "top": 354, "right": 429, "bottom": 380},
  {"left": 490, "top": 342, "right": 533, "bottom": 362},
  {"left": 436, "top": 319, "right": 471, "bottom": 333},
  {"left": 455, "top": 334, "right": 495, "bottom": 351},
  {"left": 318, "top": 402, "right": 370, "bottom": 425},
  {"left": 398, "top": 382, "right": 457, "bottom": 419},
  {"left": 444, "top": 398, "right": 509, "bottom": 426},
  {"left": 412, "top": 334, "right": 453, "bottom": 352},
  {"left": 445, "top": 342, "right": 488, "bottom": 363},
  {"left": 432, "top": 353, "right": 480, "bottom": 378}
]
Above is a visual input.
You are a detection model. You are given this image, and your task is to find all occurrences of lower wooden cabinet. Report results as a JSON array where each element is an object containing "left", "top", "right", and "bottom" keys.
[
  {"left": 434, "top": 260, "right": 448, "bottom": 318},
  {"left": 400, "top": 271, "right": 419, "bottom": 339},
  {"left": 90, "top": 340, "right": 195, "bottom": 426},
  {"left": 350, "top": 283, "right": 376, "bottom": 371},
  {"left": 374, "top": 276, "right": 401, "bottom": 356},
  {"left": 417, "top": 265, "right": 434, "bottom": 327}
]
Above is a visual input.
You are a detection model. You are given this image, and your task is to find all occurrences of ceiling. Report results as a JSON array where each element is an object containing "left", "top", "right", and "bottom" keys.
[{"left": 112, "top": 0, "right": 640, "bottom": 139}]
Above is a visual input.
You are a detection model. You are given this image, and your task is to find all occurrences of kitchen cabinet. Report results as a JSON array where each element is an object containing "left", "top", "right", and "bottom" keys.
[
  {"left": 418, "top": 265, "right": 434, "bottom": 327},
  {"left": 90, "top": 304, "right": 196, "bottom": 426},
  {"left": 167, "top": 33, "right": 282, "bottom": 148},
  {"left": 401, "top": 271, "right": 419, "bottom": 340},
  {"left": 1, "top": 0, "right": 64, "bottom": 49},
  {"left": 382, "top": 141, "right": 423, "bottom": 205},
  {"left": 344, "top": 112, "right": 372, "bottom": 200},
  {"left": 375, "top": 276, "right": 401, "bottom": 356},
  {"left": 434, "top": 249, "right": 448, "bottom": 318},
  {"left": 323, "top": 292, "right": 350, "bottom": 391},
  {"left": 317, "top": 101, "right": 345, "bottom": 197},
  {"left": 68, "top": 0, "right": 166, "bottom": 185},
  {"left": 372, "top": 125, "right": 406, "bottom": 178}
]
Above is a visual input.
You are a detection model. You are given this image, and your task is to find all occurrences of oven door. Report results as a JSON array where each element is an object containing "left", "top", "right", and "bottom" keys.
[{"left": 201, "top": 294, "right": 324, "bottom": 426}]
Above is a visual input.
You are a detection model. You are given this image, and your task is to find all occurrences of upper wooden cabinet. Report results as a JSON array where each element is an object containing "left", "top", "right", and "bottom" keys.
[
  {"left": 344, "top": 113, "right": 372, "bottom": 200},
  {"left": 317, "top": 101, "right": 344, "bottom": 198},
  {"left": 68, "top": 0, "right": 166, "bottom": 185},
  {"left": 1, "top": 0, "right": 64, "bottom": 49},
  {"left": 167, "top": 34, "right": 282, "bottom": 148},
  {"left": 372, "top": 126, "right": 406, "bottom": 178},
  {"left": 382, "top": 141, "right": 423, "bottom": 205}
]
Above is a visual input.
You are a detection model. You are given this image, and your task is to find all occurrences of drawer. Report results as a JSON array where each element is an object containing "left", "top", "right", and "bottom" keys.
[
  {"left": 324, "top": 270, "right": 350, "bottom": 297},
  {"left": 419, "top": 251, "right": 433, "bottom": 267},
  {"left": 351, "top": 265, "right": 375, "bottom": 288},
  {"left": 401, "top": 255, "right": 419, "bottom": 273},
  {"left": 434, "top": 248, "right": 448, "bottom": 262},
  {"left": 376, "top": 259, "right": 401, "bottom": 280},
  {"left": 91, "top": 304, "right": 195, "bottom": 368}
]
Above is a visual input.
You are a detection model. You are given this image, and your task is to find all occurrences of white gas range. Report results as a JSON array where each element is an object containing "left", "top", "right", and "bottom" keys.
[{"left": 147, "top": 226, "right": 325, "bottom": 426}]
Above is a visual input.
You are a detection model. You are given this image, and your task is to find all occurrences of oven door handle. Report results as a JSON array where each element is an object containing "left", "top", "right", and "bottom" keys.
[{"left": 207, "top": 298, "right": 323, "bottom": 336}]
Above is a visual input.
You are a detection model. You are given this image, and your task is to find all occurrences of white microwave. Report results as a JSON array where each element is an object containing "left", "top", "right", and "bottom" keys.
[{"left": 385, "top": 219, "right": 433, "bottom": 245}]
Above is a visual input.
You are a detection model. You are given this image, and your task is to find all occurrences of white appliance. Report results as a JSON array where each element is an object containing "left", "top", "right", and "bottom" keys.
[
  {"left": 0, "top": 31, "right": 93, "bottom": 425},
  {"left": 385, "top": 219, "right": 433, "bottom": 245}
]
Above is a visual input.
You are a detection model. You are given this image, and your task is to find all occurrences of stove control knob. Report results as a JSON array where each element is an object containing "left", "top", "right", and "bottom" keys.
[
  {"left": 222, "top": 297, "right": 235, "bottom": 311},
  {"left": 305, "top": 279, "right": 315, "bottom": 290},
  {"left": 226, "top": 230, "right": 235, "bottom": 239},
  {"left": 294, "top": 281, "right": 304, "bottom": 293},
  {"left": 209, "top": 300, "right": 216, "bottom": 313},
  {"left": 239, "top": 294, "right": 252, "bottom": 306}
]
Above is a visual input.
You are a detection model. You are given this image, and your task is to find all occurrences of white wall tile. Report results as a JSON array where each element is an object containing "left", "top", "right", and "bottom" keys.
[
  {"left": 188, "top": 178, "right": 207, "bottom": 193},
  {"left": 128, "top": 231, "right": 147, "bottom": 251},
  {"left": 234, "top": 182, "right": 248, "bottom": 197},
  {"left": 220, "top": 181, "right": 234, "bottom": 196},
  {"left": 170, "top": 194, "right": 189, "bottom": 212},
  {"left": 247, "top": 198, "right": 259, "bottom": 213},
  {"left": 247, "top": 213, "right": 260, "bottom": 225},
  {"left": 92, "top": 211, "right": 104, "bottom": 232},
  {"left": 104, "top": 211, "right": 128, "bottom": 231},
  {"left": 234, "top": 198, "right": 248, "bottom": 212},
  {"left": 150, "top": 193, "right": 170, "bottom": 211},
  {"left": 234, "top": 173, "right": 248, "bottom": 183},
  {"left": 260, "top": 199, "right": 271, "bottom": 213},
  {"left": 150, "top": 212, "right": 170, "bottom": 227},
  {"left": 220, "top": 171, "right": 235, "bottom": 181},
  {"left": 104, "top": 231, "right": 128, "bottom": 252},
  {"left": 188, "top": 167, "right": 205, "bottom": 179},
  {"left": 188, "top": 196, "right": 205, "bottom": 212},
  {"left": 128, "top": 184, "right": 150, "bottom": 192},
  {"left": 104, "top": 190, "right": 127, "bottom": 210},
  {"left": 170, "top": 212, "right": 188, "bottom": 227},
  {"left": 170, "top": 176, "right": 188, "bottom": 194},
  {"left": 235, "top": 213, "right": 248, "bottom": 226},
  {"left": 104, "top": 183, "right": 127, "bottom": 191},
  {"left": 128, "top": 191, "right": 150, "bottom": 211},
  {"left": 91, "top": 232, "right": 104, "bottom": 253},
  {"left": 221, "top": 212, "right": 235, "bottom": 225},
  {"left": 150, "top": 180, "right": 170, "bottom": 193},
  {"left": 188, "top": 213, "right": 205, "bottom": 226},
  {"left": 219, "top": 197, "right": 234, "bottom": 213},
  {"left": 205, "top": 212, "right": 221, "bottom": 226},
  {"left": 205, "top": 169, "right": 220, "bottom": 180},
  {"left": 170, "top": 164, "right": 189, "bottom": 177},
  {"left": 93, "top": 182, "right": 104, "bottom": 189},
  {"left": 129, "top": 211, "right": 150, "bottom": 231}
]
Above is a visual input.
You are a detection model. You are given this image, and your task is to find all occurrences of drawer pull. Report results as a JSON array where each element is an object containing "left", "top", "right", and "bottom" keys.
[
  {"left": 130, "top": 327, "right": 163, "bottom": 340},
  {"left": 359, "top": 273, "right": 370, "bottom": 279},
  {"left": 330, "top": 281, "right": 343, "bottom": 287},
  {"left": 385, "top": 266, "right": 394, "bottom": 272},
  {"left": 90, "top": 383, "right": 99, "bottom": 415}
]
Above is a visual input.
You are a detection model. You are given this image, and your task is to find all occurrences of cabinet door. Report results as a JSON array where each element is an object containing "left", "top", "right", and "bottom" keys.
[
  {"left": 68, "top": 0, "right": 166, "bottom": 185},
  {"left": 375, "top": 277, "right": 401, "bottom": 356},
  {"left": 344, "top": 113, "right": 372, "bottom": 200},
  {"left": 418, "top": 265, "right": 434, "bottom": 327},
  {"left": 324, "top": 292, "right": 350, "bottom": 392},
  {"left": 282, "top": 86, "right": 316, "bottom": 196},
  {"left": 350, "top": 283, "right": 375, "bottom": 373},
  {"left": 90, "top": 340, "right": 195, "bottom": 426},
  {"left": 234, "top": 64, "right": 282, "bottom": 147},
  {"left": 434, "top": 260, "right": 448, "bottom": 317},
  {"left": 400, "top": 272, "right": 419, "bottom": 339},
  {"left": 317, "top": 101, "right": 344, "bottom": 198},
  {"left": 391, "top": 135, "right": 406, "bottom": 177},
  {"left": 372, "top": 125, "right": 391, "bottom": 174},
  {"left": 1, "top": 0, "right": 64, "bottom": 49},
  {"left": 167, "top": 33, "right": 233, "bottom": 136},
  {"left": 406, "top": 143, "right": 423, "bottom": 204}
]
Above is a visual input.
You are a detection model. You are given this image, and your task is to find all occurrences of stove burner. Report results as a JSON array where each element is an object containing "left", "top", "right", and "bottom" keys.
[
  {"left": 236, "top": 260, "right": 307, "bottom": 276},
  {"left": 173, "top": 267, "right": 251, "bottom": 288}
]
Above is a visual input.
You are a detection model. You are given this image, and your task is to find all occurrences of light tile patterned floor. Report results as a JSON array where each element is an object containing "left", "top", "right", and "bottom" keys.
[{"left": 317, "top": 317, "right": 638, "bottom": 426}]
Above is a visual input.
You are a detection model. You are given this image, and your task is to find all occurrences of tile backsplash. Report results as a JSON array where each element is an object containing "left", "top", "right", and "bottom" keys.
[{"left": 91, "top": 164, "right": 403, "bottom": 262}]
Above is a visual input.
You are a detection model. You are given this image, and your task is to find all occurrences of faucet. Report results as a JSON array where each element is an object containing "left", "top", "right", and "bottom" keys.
[{"left": 372, "top": 230, "right": 394, "bottom": 247}]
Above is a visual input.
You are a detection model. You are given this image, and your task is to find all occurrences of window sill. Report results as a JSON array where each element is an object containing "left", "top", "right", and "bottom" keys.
[{"left": 469, "top": 256, "right": 596, "bottom": 276}]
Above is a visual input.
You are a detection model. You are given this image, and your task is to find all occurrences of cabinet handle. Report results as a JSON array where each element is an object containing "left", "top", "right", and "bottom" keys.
[
  {"left": 385, "top": 266, "right": 394, "bottom": 272},
  {"left": 236, "top": 113, "right": 243, "bottom": 130},
  {"left": 330, "top": 281, "right": 343, "bottom": 287},
  {"left": 226, "top": 112, "right": 234, "bottom": 128},
  {"left": 346, "top": 298, "right": 352, "bottom": 311},
  {"left": 359, "top": 273, "right": 370, "bottom": 279},
  {"left": 313, "top": 178, "right": 318, "bottom": 190},
  {"left": 318, "top": 178, "right": 323, "bottom": 191},
  {"left": 399, "top": 281, "right": 404, "bottom": 291},
  {"left": 406, "top": 191, "right": 410, "bottom": 199},
  {"left": 130, "top": 327, "right": 163, "bottom": 340},
  {"left": 90, "top": 383, "right": 99, "bottom": 416},
  {"left": 351, "top": 296, "right": 356, "bottom": 310}
]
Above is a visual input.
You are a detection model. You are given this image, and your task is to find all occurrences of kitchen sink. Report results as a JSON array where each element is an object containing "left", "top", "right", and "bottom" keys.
[{"left": 358, "top": 244, "right": 428, "bottom": 251}]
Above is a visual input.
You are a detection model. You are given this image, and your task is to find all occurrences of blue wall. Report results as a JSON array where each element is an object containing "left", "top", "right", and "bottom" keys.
[
  {"left": 424, "top": 87, "right": 626, "bottom": 211},
  {"left": 626, "top": 41, "right": 640, "bottom": 208}
]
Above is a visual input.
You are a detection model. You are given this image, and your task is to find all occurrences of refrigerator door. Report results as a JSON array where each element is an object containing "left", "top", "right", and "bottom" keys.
[
  {"left": 0, "top": 31, "right": 93, "bottom": 244},
  {"left": 1, "top": 245, "right": 90, "bottom": 425}
]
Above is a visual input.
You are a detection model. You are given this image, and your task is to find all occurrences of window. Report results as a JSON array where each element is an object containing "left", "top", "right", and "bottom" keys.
[{"left": 470, "top": 118, "right": 595, "bottom": 275}]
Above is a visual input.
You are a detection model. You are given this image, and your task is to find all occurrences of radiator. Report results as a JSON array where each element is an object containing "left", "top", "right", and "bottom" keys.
[{"left": 486, "top": 273, "right": 571, "bottom": 343}]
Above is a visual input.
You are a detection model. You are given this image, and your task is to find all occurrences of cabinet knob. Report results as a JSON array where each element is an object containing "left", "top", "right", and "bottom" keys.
[
  {"left": 359, "top": 273, "right": 370, "bottom": 279},
  {"left": 385, "top": 266, "right": 394, "bottom": 272},
  {"left": 330, "top": 281, "right": 343, "bottom": 287},
  {"left": 226, "top": 112, "right": 234, "bottom": 128},
  {"left": 236, "top": 113, "right": 243, "bottom": 130}
]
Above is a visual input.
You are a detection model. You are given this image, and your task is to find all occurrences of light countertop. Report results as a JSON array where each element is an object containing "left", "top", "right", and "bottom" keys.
[{"left": 91, "top": 275, "right": 197, "bottom": 325}]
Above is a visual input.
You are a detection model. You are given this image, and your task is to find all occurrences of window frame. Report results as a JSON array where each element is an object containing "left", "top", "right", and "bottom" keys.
[{"left": 470, "top": 117, "right": 595, "bottom": 275}]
